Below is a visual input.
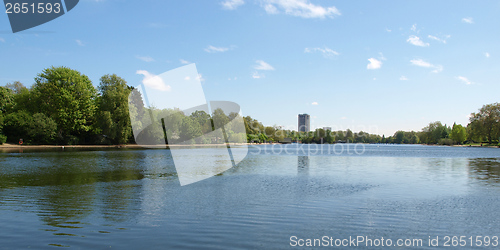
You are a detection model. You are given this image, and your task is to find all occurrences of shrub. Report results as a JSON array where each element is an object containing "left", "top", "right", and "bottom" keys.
[
  {"left": 0, "top": 134, "right": 6, "bottom": 144},
  {"left": 438, "top": 138, "right": 454, "bottom": 146}
]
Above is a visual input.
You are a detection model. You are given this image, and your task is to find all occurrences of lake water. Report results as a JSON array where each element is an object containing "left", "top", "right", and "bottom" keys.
[{"left": 0, "top": 144, "right": 499, "bottom": 249}]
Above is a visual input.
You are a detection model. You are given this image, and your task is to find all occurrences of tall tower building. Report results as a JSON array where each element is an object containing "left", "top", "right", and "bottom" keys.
[{"left": 298, "top": 114, "right": 310, "bottom": 132}]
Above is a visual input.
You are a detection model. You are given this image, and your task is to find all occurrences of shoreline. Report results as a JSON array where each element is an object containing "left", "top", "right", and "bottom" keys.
[
  {"left": 1, "top": 142, "right": 497, "bottom": 150},
  {"left": 0, "top": 142, "right": 275, "bottom": 150}
]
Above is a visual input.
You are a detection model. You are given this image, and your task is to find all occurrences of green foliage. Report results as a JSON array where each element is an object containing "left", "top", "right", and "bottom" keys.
[
  {"left": 468, "top": 103, "right": 500, "bottom": 143},
  {"left": 438, "top": 138, "right": 454, "bottom": 146},
  {"left": 32, "top": 66, "right": 97, "bottom": 142},
  {"left": 394, "top": 131, "right": 405, "bottom": 144},
  {"left": 409, "top": 134, "right": 420, "bottom": 144},
  {"left": 0, "top": 86, "right": 14, "bottom": 114},
  {"left": 28, "top": 113, "right": 58, "bottom": 144},
  {"left": 0, "top": 114, "right": 3, "bottom": 131},
  {"left": 5, "top": 81, "right": 27, "bottom": 95},
  {"left": 3, "top": 111, "right": 32, "bottom": 143},
  {"left": 2, "top": 111, "right": 57, "bottom": 144},
  {"left": 450, "top": 123, "right": 467, "bottom": 144},
  {"left": 96, "top": 74, "right": 132, "bottom": 144},
  {"left": 180, "top": 116, "right": 203, "bottom": 142},
  {"left": 1, "top": 67, "right": 498, "bottom": 147},
  {"left": 420, "top": 121, "right": 450, "bottom": 144},
  {"left": 0, "top": 113, "right": 5, "bottom": 144},
  {"left": 386, "top": 130, "right": 419, "bottom": 144}
]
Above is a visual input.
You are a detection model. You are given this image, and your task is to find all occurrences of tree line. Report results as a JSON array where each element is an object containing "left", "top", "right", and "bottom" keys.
[
  {"left": 382, "top": 103, "right": 499, "bottom": 145},
  {"left": 0, "top": 66, "right": 498, "bottom": 146},
  {"left": 0, "top": 66, "right": 250, "bottom": 145}
]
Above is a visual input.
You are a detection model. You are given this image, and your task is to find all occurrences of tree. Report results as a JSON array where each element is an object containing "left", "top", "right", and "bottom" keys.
[
  {"left": 421, "top": 121, "right": 449, "bottom": 144},
  {"left": 409, "top": 133, "right": 420, "bottom": 144},
  {"left": 345, "top": 129, "right": 354, "bottom": 142},
  {"left": 0, "top": 114, "right": 5, "bottom": 144},
  {"left": 2, "top": 111, "right": 32, "bottom": 143},
  {"left": 394, "top": 131, "right": 405, "bottom": 144},
  {"left": 450, "top": 123, "right": 467, "bottom": 144},
  {"left": 5, "top": 81, "right": 27, "bottom": 95},
  {"left": 468, "top": 103, "right": 500, "bottom": 143},
  {"left": 28, "top": 113, "right": 58, "bottom": 144},
  {"left": 32, "top": 66, "right": 97, "bottom": 143},
  {"left": 179, "top": 116, "right": 203, "bottom": 143},
  {"left": 96, "top": 74, "right": 132, "bottom": 144},
  {"left": 0, "top": 86, "right": 14, "bottom": 114},
  {"left": 190, "top": 110, "right": 212, "bottom": 134}
]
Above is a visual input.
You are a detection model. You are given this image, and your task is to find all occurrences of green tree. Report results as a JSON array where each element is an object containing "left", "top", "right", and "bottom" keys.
[
  {"left": 421, "top": 121, "right": 449, "bottom": 144},
  {"left": 345, "top": 129, "right": 354, "bottom": 142},
  {"left": 409, "top": 133, "right": 420, "bottom": 144},
  {"left": 0, "top": 114, "right": 5, "bottom": 144},
  {"left": 450, "top": 123, "right": 467, "bottom": 144},
  {"left": 468, "top": 103, "right": 500, "bottom": 143},
  {"left": 179, "top": 116, "right": 203, "bottom": 143},
  {"left": 28, "top": 113, "right": 58, "bottom": 144},
  {"left": 96, "top": 74, "right": 132, "bottom": 144},
  {"left": 0, "top": 86, "right": 14, "bottom": 114},
  {"left": 32, "top": 66, "right": 97, "bottom": 143},
  {"left": 394, "top": 131, "right": 405, "bottom": 144},
  {"left": 190, "top": 110, "right": 212, "bottom": 134},
  {"left": 5, "top": 81, "right": 27, "bottom": 95},
  {"left": 2, "top": 111, "right": 32, "bottom": 143}
]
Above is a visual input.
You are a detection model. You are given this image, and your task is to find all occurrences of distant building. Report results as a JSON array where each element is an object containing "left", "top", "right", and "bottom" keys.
[
  {"left": 298, "top": 114, "right": 310, "bottom": 132},
  {"left": 323, "top": 127, "right": 332, "bottom": 131}
]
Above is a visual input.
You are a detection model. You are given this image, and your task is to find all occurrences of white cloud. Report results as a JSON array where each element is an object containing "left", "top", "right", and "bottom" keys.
[
  {"left": 485, "top": 52, "right": 490, "bottom": 58},
  {"left": 400, "top": 76, "right": 408, "bottom": 81},
  {"left": 0, "top": 38, "right": 5, "bottom": 42},
  {"left": 261, "top": 0, "right": 341, "bottom": 19},
  {"left": 311, "top": 102, "right": 318, "bottom": 105},
  {"left": 385, "top": 28, "right": 391, "bottom": 32},
  {"left": 410, "top": 59, "right": 443, "bottom": 73},
  {"left": 136, "top": 70, "right": 171, "bottom": 91},
  {"left": 304, "top": 47, "right": 339, "bottom": 58},
  {"left": 136, "top": 56, "right": 155, "bottom": 62},
  {"left": 407, "top": 35, "right": 429, "bottom": 47},
  {"left": 180, "top": 59, "right": 190, "bottom": 64},
  {"left": 340, "top": 116, "right": 347, "bottom": 120},
  {"left": 410, "top": 59, "right": 433, "bottom": 68},
  {"left": 221, "top": 0, "right": 244, "bottom": 10},
  {"left": 427, "top": 35, "right": 449, "bottom": 44},
  {"left": 431, "top": 65, "right": 443, "bottom": 73},
  {"left": 184, "top": 76, "right": 191, "bottom": 81},
  {"left": 457, "top": 76, "right": 473, "bottom": 85},
  {"left": 462, "top": 17, "right": 474, "bottom": 24},
  {"left": 204, "top": 45, "right": 231, "bottom": 53},
  {"left": 254, "top": 60, "right": 275, "bottom": 70},
  {"left": 411, "top": 24, "right": 417, "bottom": 32},
  {"left": 75, "top": 39, "right": 84, "bottom": 46},
  {"left": 252, "top": 72, "right": 264, "bottom": 79},
  {"left": 264, "top": 3, "right": 278, "bottom": 14},
  {"left": 367, "top": 58, "right": 382, "bottom": 70}
]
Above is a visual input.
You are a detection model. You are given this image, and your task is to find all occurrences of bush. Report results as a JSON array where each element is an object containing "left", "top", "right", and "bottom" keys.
[
  {"left": 3, "top": 111, "right": 32, "bottom": 143},
  {"left": 0, "top": 134, "right": 6, "bottom": 144},
  {"left": 438, "top": 138, "right": 454, "bottom": 146},
  {"left": 28, "top": 113, "right": 57, "bottom": 144}
]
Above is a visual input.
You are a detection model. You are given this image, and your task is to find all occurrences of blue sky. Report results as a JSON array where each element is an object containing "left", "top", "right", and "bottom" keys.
[{"left": 1, "top": 0, "right": 499, "bottom": 136}]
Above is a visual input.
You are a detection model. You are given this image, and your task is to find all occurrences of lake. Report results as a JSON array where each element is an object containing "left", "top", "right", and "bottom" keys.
[{"left": 0, "top": 144, "right": 499, "bottom": 249}]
